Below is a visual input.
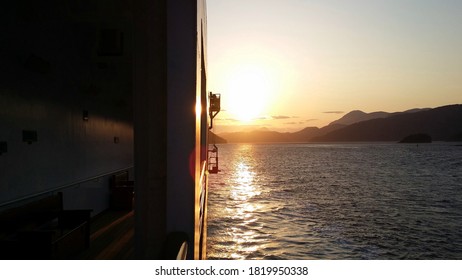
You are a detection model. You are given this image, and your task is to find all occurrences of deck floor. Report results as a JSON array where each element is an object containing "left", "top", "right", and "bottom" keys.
[{"left": 77, "top": 210, "right": 135, "bottom": 259}]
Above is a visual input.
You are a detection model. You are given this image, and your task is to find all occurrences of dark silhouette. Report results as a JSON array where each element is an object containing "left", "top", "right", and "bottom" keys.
[
  {"left": 219, "top": 105, "right": 462, "bottom": 143},
  {"left": 399, "top": 133, "right": 432, "bottom": 143}
]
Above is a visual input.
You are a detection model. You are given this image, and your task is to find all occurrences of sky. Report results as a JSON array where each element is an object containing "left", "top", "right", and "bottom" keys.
[{"left": 206, "top": 0, "right": 462, "bottom": 133}]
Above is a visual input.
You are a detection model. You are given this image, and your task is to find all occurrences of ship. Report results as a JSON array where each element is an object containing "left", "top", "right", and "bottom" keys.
[{"left": 0, "top": 0, "right": 216, "bottom": 260}]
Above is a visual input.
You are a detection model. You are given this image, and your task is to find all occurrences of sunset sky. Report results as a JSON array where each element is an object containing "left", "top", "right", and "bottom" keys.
[{"left": 206, "top": 0, "right": 462, "bottom": 133}]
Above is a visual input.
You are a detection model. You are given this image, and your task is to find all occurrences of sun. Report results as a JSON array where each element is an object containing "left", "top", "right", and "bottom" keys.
[{"left": 224, "top": 64, "right": 276, "bottom": 122}]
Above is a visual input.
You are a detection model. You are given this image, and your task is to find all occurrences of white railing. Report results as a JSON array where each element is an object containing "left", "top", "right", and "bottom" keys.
[{"left": 198, "top": 161, "right": 207, "bottom": 238}]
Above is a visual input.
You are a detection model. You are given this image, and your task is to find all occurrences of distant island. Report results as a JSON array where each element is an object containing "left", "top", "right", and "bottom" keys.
[
  {"left": 399, "top": 133, "right": 432, "bottom": 143},
  {"left": 218, "top": 104, "right": 462, "bottom": 143}
]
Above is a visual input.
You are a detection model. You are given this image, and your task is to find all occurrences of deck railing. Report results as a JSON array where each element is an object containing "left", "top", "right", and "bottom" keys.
[
  {"left": 0, "top": 166, "right": 134, "bottom": 209},
  {"left": 198, "top": 161, "right": 207, "bottom": 238},
  {"left": 198, "top": 160, "right": 209, "bottom": 259}
]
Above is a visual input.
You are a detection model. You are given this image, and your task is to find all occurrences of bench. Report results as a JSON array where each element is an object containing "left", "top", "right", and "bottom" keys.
[
  {"left": 0, "top": 193, "right": 92, "bottom": 259},
  {"left": 109, "top": 171, "right": 134, "bottom": 211}
]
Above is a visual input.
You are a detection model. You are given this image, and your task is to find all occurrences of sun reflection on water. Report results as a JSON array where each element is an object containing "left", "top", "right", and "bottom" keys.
[
  {"left": 229, "top": 162, "right": 261, "bottom": 201},
  {"left": 208, "top": 145, "right": 280, "bottom": 259},
  {"left": 224, "top": 159, "right": 265, "bottom": 259}
]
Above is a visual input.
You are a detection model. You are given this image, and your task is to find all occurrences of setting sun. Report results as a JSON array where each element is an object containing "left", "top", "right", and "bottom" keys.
[
  {"left": 223, "top": 63, "right": 277, "bottom": 122},
  {"left": 208, "top": 0, "right": 462, "bottom": 133}
]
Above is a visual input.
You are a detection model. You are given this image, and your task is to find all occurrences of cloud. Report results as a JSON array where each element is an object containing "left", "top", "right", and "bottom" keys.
[
  {"left": 323, "top": 111, "right": 344, "bottom": 114},
  {"left": 284, "top": 122, "right": 298, "bottom": 125},
  {"left": 272, "top": 115, "right": 291, "bottom": 120},
  {"left": 217, "top": 118, "right": 239, "bottom": 122},
  {"left": 305, "top": 119, "right": 318, "bottom": 122}
]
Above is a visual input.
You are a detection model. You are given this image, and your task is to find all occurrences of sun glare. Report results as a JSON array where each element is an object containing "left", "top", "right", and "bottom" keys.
[{"left": 224, "top": 64, "right": 276, "bottom": 122}]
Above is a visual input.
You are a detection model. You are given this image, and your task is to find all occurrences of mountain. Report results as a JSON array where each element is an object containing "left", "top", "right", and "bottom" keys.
[
  {"left": 219, "top": 130, "right": 293, "bottom": 143},
  {"left": 218, "top": 105, "right": 461, "bottom": 143},
  {"left": 312, "top": 105, "right": 462, "bottom": 142},
  {"left": 290, "top": 124, "right": 347, "bottom": 141},
  {"left": 328, "top": 108, "right": 431, "bottom": 126},
  {"left": 329, "top": 110, "right": 389, "bottom": 126},
  {"left": 209, "top": 131, "right": 227, "bottom": 143}
]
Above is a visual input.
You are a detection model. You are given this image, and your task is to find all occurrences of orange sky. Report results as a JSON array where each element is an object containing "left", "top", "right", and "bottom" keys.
[{"left": 207, "top": 0, "right": 462, "bottom": 133}]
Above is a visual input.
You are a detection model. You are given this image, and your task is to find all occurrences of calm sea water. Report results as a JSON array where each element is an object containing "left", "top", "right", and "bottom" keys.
[{"left": 207, "top": 142, "right": 462, "bottom": 259}]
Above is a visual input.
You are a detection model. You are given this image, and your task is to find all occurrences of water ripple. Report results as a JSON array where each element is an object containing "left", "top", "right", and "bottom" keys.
[{"left": 207, "top": 143, "right": 462, "bottom": 259}]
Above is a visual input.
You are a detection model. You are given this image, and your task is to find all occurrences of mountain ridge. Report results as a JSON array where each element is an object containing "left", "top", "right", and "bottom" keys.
[
  {"left": 219, "top": 104, "right": 462, "bottom": 143},
  {"left": 328, "top": 108, "right": 431, "bottom": 126}
]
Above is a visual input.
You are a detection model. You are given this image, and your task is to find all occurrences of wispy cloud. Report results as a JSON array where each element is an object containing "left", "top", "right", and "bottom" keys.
[
  {"left": 271, "top": 115, "right": 299, "bottom": 120},
  {"left": 305, "top": 119, "right": 318, "bottom": 122},
  {"left": 272, "top": 115, "right": 291, "bottom": 120},
  {"left": 323, "top": 111, "right": 344, "bottom": 114},
  {"left": 217, "top": 118, "right": 239, "bottom": 122}
]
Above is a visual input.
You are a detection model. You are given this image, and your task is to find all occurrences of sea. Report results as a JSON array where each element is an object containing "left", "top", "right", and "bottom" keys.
[{"left": 206, "top": 142, "right": 462, "bottom": 259}]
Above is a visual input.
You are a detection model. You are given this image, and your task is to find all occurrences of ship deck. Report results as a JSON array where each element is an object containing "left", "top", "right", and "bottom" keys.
[{"left": 77, "top": 210, "right": 135, "bottom": 260}]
